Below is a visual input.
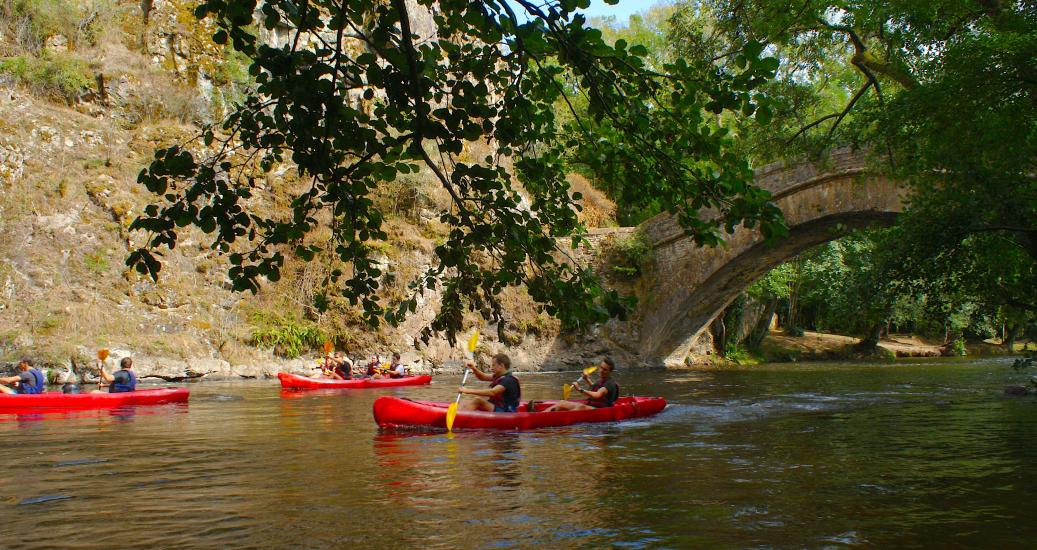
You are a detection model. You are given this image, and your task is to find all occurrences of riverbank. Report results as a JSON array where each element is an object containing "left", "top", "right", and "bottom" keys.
[
  {"left": 756, "top": 329, "right": 1021, "bottom": 363},
  {"left": 0, "top": 333, "right": 601, "bottom": 383},
  {"left": 2, "top": 329, "right": 1028, "bottom": 384}
]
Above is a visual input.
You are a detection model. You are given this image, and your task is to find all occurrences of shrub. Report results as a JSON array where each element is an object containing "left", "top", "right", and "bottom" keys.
[
  {"left": 785, "top": 325, "right": 805, "bottom": 337},
  {"left": 0, "top": 53, "right": 93, "bottom": 103},
  {"left": 372, "top": 172, "right": 437, "bottom": 222},
  {"left": 604, "top": 229, "right": 652, "bottom": 281},
  {"left": 83, "top": 251, "right": 109, "bottom": 274},
  {"left": 724, "top": 343, "right": 758, "bottom": 365},
  {"left": 119, "top": 77, "right": 207, "bottom": 125},
  {"left": 207, "top": 49, "right": 253, "bottom": 119},
  {"left": 248, "top": 312, "right": 327, "bottom": 358},
  {"left": 4, "top": 0, "right": 116, "bottom": 52}
]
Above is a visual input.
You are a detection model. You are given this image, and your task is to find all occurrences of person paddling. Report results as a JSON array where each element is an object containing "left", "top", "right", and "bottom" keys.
[
  {"left": 99, "top": 357, "right": 137, "bottom": 393},
  {"left": 317, "top": 352, "right": 352, "bottom": 380},
  {"left": 0, "top": 358, "right": 45, "bottom": 395},
  {"left": 457, "top": 353, "right": 520, "bottom": 412},
  {"left": 330, "top": 352, "right": 353, "bottom": 380},
  {"left": 545, "top": 357, "right": 619, "bottom": 412}
]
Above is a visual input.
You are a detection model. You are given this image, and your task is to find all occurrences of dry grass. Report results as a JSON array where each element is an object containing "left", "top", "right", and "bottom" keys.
[{"left": 567, "top": 173, "right": 616, "bottom": 228}]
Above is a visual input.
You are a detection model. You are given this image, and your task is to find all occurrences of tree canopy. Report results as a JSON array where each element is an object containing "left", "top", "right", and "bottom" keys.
[
  {"left": 127, "top": 0, "right": 784, "bottom": 344},
  {"left": 664, "top": 0, "right": 1037, "bottom": 342}
]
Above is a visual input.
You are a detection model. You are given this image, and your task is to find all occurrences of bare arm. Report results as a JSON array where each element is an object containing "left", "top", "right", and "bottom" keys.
[
  {"left": 460, "top": 384, "right": 505, "bottom": 398},
  {"left": 98, "top": 364, "right": 114, "bottom": 383},
  {"left": 575, "top": 382, "right": 608, "bottom": 400},
  {"left": 467, "top": 362, "right": 493, "bottom": 382},
  {"left": 0, "top": 375, "right": 20, "bottom": 384}
]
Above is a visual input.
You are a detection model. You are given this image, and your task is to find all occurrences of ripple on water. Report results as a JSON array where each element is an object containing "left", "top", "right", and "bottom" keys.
[
  {"left": 18, "top": 494, "right": 74, "bottom": 506},
  {"left": 52, "top": 458, "right": 109, "bottom": 468}
]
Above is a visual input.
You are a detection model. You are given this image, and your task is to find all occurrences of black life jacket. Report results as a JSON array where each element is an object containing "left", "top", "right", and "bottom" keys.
[
  {"left": 588, "top": 378, "right": 620, "bottom": 407},
  {"left": 489, "top": 373, "right": 521, "bottom": 411}
]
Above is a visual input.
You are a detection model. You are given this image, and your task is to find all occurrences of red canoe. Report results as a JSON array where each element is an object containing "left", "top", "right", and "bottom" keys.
[
  {"left": 0, "top": 388, "right": 190, "bottom": 412},
  {"left": 278, "top": 372, "right": 432, "bottom": 390},
  {"left": 373, "top": 396, "right": 667, "bottom": 430}
]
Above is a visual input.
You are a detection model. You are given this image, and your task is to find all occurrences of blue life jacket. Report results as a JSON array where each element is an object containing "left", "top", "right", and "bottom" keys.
[
  {"left": 109, "top": 370, "right": 137, "bottom": 393},
  {"left": 19, "top": 369, "right": 45, "bottom": 394}
]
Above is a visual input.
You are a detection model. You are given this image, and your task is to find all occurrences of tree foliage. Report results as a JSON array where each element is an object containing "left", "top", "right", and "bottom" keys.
[
  {"left": 127, "top": 0, "right": 785, "bottom": 344},
  {"left": 673, "top": 0, "right": 1037, "bottom": 340},
  {"left": 751, "top": 229, "right": 1035, "bottom": 347}
]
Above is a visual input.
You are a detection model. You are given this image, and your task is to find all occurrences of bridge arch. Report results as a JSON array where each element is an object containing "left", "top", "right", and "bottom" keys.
[{"left": 608, "top": 149, "right": 906, "bottom": 366}]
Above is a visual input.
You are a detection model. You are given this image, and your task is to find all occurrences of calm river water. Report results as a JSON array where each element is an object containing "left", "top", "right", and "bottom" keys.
[{"left": 2, "top": 359, "right": 1035, "bottom": 548}]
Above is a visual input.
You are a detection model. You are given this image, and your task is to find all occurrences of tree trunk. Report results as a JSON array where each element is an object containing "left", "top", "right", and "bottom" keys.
[
  {"left": 723, "top": 294, "right": 747, "bottom": 346},
  {"left": 857, "top": 320, "right": 884, "bottom": 352},
  {"left": 95, "top": 73, "right": 107, "bottom": 106},
  {"left": 711, "top": 315, "right": 727, "bottom": 358},
  {"left": 140, "top": 0, "right": 153, "bottom": 52},
  {"left": 747, "top": 298, "right": 779, "bottom": 350},
  {"left": 1004, "top": 323, "right": 1020, "bottom": 350}
]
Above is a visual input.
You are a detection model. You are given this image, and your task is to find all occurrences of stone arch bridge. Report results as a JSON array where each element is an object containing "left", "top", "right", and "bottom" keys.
[{"left": 579, "top": 149, "right": 905, "bottom": 366}]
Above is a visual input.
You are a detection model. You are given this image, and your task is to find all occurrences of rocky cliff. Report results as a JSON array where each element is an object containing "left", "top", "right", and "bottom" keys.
[{"left": 0, "top": 0, "right": 620, "bottom": 381}]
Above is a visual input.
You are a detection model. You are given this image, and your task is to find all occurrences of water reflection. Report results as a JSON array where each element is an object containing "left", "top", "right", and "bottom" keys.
[
  {"left": 0, "top": 402, "right": 188, "bottom": 429},
  {"left": 1, "top": 363, "right": 1036, "bottom": 548}
]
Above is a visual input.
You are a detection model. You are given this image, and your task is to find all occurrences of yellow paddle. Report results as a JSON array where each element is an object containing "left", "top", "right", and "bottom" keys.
[
  {"left": 563, "top": 366, "right": 599, "bottom": 400},
  {"left": 96, "top": 348, "right": 110, "bottom": 390},
  {"left": 446, "top": 329, "right": 480, "bottom": 432},
  {"left": 321, "top": 341, "right": 333, "bottom": 375}
]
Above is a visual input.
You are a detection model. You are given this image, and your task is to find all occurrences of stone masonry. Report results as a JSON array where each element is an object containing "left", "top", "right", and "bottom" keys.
[{"left": 576, "top": 148, "right": 905, "bottom": 366}]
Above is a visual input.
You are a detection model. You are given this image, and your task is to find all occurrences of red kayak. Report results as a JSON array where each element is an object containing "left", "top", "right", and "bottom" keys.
[
  {"left": 278, "top": 372, "right": 432, "bottom": 390},
  {"left": 373, "top": 396, "right": 667, "bottom": 430},
  {"left": 0, "top": 388, "right": 189, "bottom": 412}
]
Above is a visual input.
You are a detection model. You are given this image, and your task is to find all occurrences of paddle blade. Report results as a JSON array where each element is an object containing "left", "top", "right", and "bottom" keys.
[
  {"left": 445, "top": 402, "right": 459, "bottom": 432},
  {"left": 563, "top": 384, "right": 573, "bottom": 400},
  {"left": 97, "top": 349, "right": 109, "bottom": 361},
  {"left": 323, "top": 341, "right": 333, "bottom": 354},
  {"left": 583, "top": 366, "right": 599, "bottom": 376},
  {"left": 467, "top": 330, "right": 480, "bottom": 354}
]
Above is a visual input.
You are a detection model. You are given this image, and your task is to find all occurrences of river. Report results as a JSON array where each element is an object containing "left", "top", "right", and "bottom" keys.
[{"left": 1, "top": 358, "right": 1035, "bottom": 548}]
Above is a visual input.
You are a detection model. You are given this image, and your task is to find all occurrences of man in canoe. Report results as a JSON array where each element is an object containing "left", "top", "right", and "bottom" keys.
[
  {"left": 458, "top": 353, "right": 521, "bottom": 412},
  {"left": 545, "top": 357, "right": 619, "bottom": 412},
  {"left": 319, "top": 352, "right": 353, "bottom": 380},
  {"left": 387, "top": 352, "right": 406, "bottom": 378},
  {"left": 332, "top": 353, "right": 354, "bottom": 379},
  {"left": 0, "top": 358, "right": 46, "bottom": 395},
  {"left": 99, "top": 357, "right": 137, "bottom": 393}
]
